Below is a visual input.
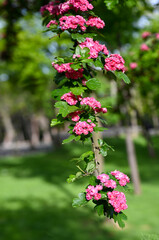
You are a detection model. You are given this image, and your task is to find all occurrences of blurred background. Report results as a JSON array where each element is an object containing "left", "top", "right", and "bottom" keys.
[{"left": 0, "top": 0, "right": 159, "bottom": 239}]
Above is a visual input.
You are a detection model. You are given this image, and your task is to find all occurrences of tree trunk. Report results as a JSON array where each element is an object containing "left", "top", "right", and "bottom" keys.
[
  {"left": 126, "top": 128, "right": 141, "bottom": 195},
  {"left": 38, "top": 115, "right": 52, "bottom": 144},
  {"left": 1, "top": 111, "right": 16, "bottom": 146},
  {"left": 30, "top": 114, "right": 40, "bottom": 147}
]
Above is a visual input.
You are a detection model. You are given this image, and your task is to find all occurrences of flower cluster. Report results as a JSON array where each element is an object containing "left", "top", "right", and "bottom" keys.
[
  {"left": 59, "top": 15, "right": 86, "bottom": 31},
  {"left": 73, "top": 121, "right": 96, "bottom": 135},
  {"left": 86, "top": 185, "right": 103, "bottom": 200},
  {"left": 111, "top": 170, "right": 130, "bottom": 186},
  {"left": 104, "top": 54, "right": 125, "bottom": 72},
  {"left": 46, "top": 20, "right": 58, "bottom": 28},
  {"left": 68, "top": 110, "right": 82, "bottom": 122},
  {"left": 107, "top": 191, "right": 128, "bottom": 213},
  {"left": 61, "top": 92, "right": 82, "bottom": 105},
  {"left": 97, "top": 173, "right": 117, "bottom": 189},
  {"left": 65, "top": 68, "right": 84, "bottom": 79},
  {"left": 86, "top": 17, "right": 105, "bottom": 29},
  {"left": 140, "top": 43, "right": 150, "bottom": 51},
  {"left": 52, "top": 62, "right": 71, "bottom": 72},
  {"left": 41, "top": 0, "right": 93, "bottom": 16},
  {"left": 80, "top": 97, "right": 107, "bottom": 113},
  {"left": 79, "top": 38, "right": 109, "bottom": 59},
  {"left": 130, "top": 62, "right": 138, "bottom": 69},
  {"left": 52, "top": 62, "right": 84, "bottom": 79},
  {"left": 142, "top": 31, "right": 151, "bottom": 39},
  {"left": 69, "top": 0, "right": 93, "bottom": 11}
]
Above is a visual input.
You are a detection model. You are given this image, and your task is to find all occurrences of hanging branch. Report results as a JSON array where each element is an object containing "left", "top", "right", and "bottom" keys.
[{"left": 40, "top": 0, "right": 131, "bottom": 228}]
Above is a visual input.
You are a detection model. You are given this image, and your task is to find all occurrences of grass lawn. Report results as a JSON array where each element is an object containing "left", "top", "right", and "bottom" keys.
[{"left": 0, "top": 136, "right": 159, "bottom": 240}]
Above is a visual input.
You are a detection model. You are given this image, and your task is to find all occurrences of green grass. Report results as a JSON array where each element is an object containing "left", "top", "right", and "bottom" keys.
[{"left": 0, "top": 135, "right": 159, "bottom": 240}]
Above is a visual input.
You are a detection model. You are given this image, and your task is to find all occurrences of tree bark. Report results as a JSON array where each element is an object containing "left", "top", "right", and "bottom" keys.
[
  {"left": 38, "top": 115, "right": 52, "bottom": 144},
  {"left": 126, "top": 128, "right": 141, "bottom": 195},
  {"left": 30, "top": 114, "right": 40, "bottom": 147},
  {"left": 1, "top": 111, "right": 16, "bottom": 146}
]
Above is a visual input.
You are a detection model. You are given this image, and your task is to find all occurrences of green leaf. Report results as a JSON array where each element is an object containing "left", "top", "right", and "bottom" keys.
[
  {"left": 71, "top": 33, "right": 86, "bottom": 43},
  {"left": 86, "top": 78, "right": 101, "bottom": 90},
  {"left": 75, "top": 46, "right": 81, "bottom": 56},
  {"left": 70, "top": 87, "right": 86, "bottom": 95},
  {"left": 80, "top": 47, "right": 90, "bottom": 58},
  {"left": 50, "top": 119, "right": 63, "bottom": 127},
  {"left": 76, "top": 171, "right": 82, "bottom": 178},
  {"left": 98, "top": 138, "right": 103, "bottom": 146},
  {"left": 94, "top": 127, "right": 107, "bottom": 132},
  {"left": 80, "top": 151, "right": 94, "bottom": 161},
  {"left": 94, "top": 59, "right": 104, "bottom": 68},
  {"left": 67, "top": 174, "right": 76, "bottom": 183},
  {"left": 70, "top": 63, "right": 81, "bottom": 71},
  {"left": 62, "top": 135, "right": 76, "bottom": 144},
  {"left": 89, "top": 175, "right": 97, "bottom": 186},
  {"left": 104, "top": 0, "right": 119, "bottom": 10},
  {"left": 55, "top": 101, "right": 78, "bottom": 117},
  {"left": 86, "top": 161, "right": 96, "bottom": 173},
  {"left": 72, "top": 192, "right": 87, "bottom": 207},
  {"left": 94, "top": 204, "right": 104, "bottom": 216},
  {"left": 113, "top": 71, "right": 131, "bottom": 84},
  {"left": 113, "top": 213, "right": 127, "bottom": 228},
  {"left": 52, "top": 87, "right": 69, "bottom": 100}
]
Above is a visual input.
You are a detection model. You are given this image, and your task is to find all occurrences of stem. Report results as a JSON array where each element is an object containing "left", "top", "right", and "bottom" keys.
[{"left": 77, "top": 165, "right": 86, "bottom": 174}]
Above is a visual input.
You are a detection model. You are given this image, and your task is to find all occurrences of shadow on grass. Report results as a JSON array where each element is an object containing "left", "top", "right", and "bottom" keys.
[
  {"left": 0, "top": 197, "right": 135, "bottom": 240},
  {"left": 0, "top": 136, "right": 159, "bottom": 184}
]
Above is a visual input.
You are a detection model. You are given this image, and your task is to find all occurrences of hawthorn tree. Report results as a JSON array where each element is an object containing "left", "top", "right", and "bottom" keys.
[{"left": 41, "top": 0, "right": 131, "bottom": 228}]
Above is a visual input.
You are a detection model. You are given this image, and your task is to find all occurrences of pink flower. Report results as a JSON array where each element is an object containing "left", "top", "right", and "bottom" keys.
[
  {"left": 46, "top": 20, "right": 58, "bottom": 28},
  {"left": 130, "top": 62, "right": 138, "bottom": 69},
  {"left": 156, "top": 33, "right": 159, "bottom": 39},
  {"left": 86, "top": 193, "right": 93, "bottom": 200},
  {"left": 104, "top": 179, "right": 117, "bottom": 189},
  {"left": 79, "top": 38, "right": 108, "bottom": 59},
  {"left": 94, "top": 193, "right": 102, "bottom": 200},
  {"left": 97, "top": 174, "right": 109, "bottom": 183},
  {"left": 111, "top": 170, "right": 130, "bottom": 186},
  {"left": 104, "top": 54, "right": 125, "bottom": 72},
  {"left": 141, "top": 31, "right": 151, "bottom": 39},
  {"left": 73, "top": 121, "right": 95, "bottom": 135},
  {"left": 86, "top": 17, "right": 105, "bottom": 29},
  {"left": 65, "top": 68, "right": 84, "bottom": 79},
  {"left": 59, "top": 15, "right": 86, "bottom": 31},
  {"left": 107, "top": 191, "right": 128, "bottom": 213},
  {"left": 69, "top": 0, "right": 93, "bottom": 11},
  {"left": 68, "top": 111, "right": 82, "bottom": 122},
  {"left": 140, "top": 43, "right": 150, "bottom": 51},
  {"left": 61, "top": 92, "right": 81, "bottom": 105},
  {"left": 52, "top": 62, "right": 72, "bottom": 73}
]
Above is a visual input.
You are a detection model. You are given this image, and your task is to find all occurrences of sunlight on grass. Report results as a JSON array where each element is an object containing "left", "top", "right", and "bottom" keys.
[{"left": 0, "top": 136, "right": 159, "bottom": 240}]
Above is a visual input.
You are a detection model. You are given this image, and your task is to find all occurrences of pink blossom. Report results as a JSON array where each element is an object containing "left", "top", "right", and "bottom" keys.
[
  {"left": 61, "top": 92, "right": 81, "bottom": 105},
  {"left": 104, "top": 179, "right": 117, "bottom": 189},
  {"left": 86, "top": 193, "right": 93, "bottom": 200},
  {"left": 142, "top": 31, "right": 151, "bottom": 39},
  {"left": 73, "top": 121, "right": 95, "bottom": 135},
  {"left": 130, "top": 62, "right": 138, "bottom": 69},
  {"left": 111, "top": 170, "right": 130, "bottom": 186},
  {"left": 52, "top": 62, "right": 72, "bottom": 73},
  {"left": 68, "top": 111, "right": 82, "bottom": 121},
  {"left": 104, "top": 54, "right": 125, "bottom": 72},
  {"left": 79, "top": 38, "right": 108, "bottom": 59},
  {"left": 46, "top": 20, "right": 58, "bottom": 28},
  {"left": 140, "top": 43, "right": 150, "bottom": 51},
  {"left": 107, "top": 191, "right": 128, "bottom": 213},
  {"left": 156, "top": 33, "right": 159, "bottom": 39},
  {"left": 85, "top": 185, "right": 103, "bottom": 201},
  {"left": 59, "top": 15, "right": 86, "bottom": 31},
  {"left": 73, "top": 54, "right": 81, "bottom": 58},
  {"left": 94, "top": 193, "right": 102, "bottom": 200},
  {"left": 82, "top": 78, "right": 87, "bottom": 86},
  {"left": 86, "top": 17, "right": 105, "bottom": 29},
  {"left": 97, "top": 174, "right": 109, "bottom": 183},
  {"left": 65, "top": 68, "right": 84, "bottom": 79},
  {"left": 69, "top": 0, "right": 93, "bottom": 11}
]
